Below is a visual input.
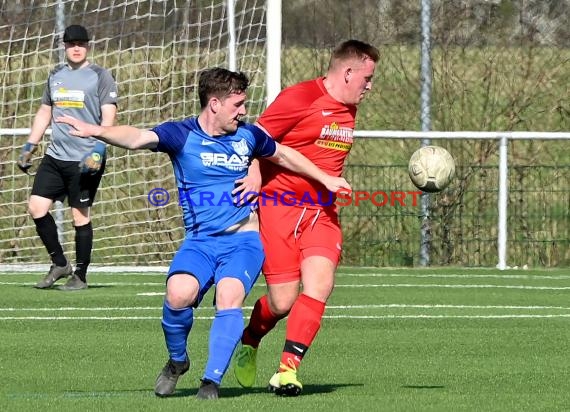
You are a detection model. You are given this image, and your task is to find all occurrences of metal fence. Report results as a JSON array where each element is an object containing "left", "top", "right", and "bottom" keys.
[{"left": 281, "top": 0, "right": 569, "bottom": 268}]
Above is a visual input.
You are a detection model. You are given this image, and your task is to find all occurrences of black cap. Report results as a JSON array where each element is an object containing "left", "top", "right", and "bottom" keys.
[{"left": 63, "top": 25, "right": 90, "bottom": 43}]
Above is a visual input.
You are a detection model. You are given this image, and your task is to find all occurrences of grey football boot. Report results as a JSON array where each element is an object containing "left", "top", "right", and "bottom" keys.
[
  {"left": 34, "top": 263, "right": 72, "bottom": 289},
  {"left": 154, "top": 358, "right": 190, "bottom": 397}
]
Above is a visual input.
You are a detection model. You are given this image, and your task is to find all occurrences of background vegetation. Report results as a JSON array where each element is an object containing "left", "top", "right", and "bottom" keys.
[{"left": 1, "top": 0, "right": 568, "bottom": 267}]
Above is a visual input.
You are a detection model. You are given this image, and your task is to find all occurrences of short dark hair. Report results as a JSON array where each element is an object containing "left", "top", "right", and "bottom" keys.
[
  {"left": 63, "top": 25, "right": 90, "bottom": 43},
  {"left": 328, "top": 39, "right": 380, "bottom": 71},
  {"left": 198, "top": 67, "right": 250, "bottom": 109}
]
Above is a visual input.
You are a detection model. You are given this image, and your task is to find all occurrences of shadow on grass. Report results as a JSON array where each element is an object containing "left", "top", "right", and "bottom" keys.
[
  {"left": 168, "top": 382, "right": 362, "bottom": 398},
  {"left": 25, "top": 382, "right": 363, "bottom": 401},
  {"left": 22, "top": 284, "right": 113, "bottom": 290}
]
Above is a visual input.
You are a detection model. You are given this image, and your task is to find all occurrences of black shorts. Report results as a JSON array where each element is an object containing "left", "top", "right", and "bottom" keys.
[{"left": 31, "top": 155, "right": 105, "bottom": 208}]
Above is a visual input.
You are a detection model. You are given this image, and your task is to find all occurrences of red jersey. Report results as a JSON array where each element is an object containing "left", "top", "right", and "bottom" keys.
[{"left": 258, "top": 77, "right": 356, "bottom": 208}]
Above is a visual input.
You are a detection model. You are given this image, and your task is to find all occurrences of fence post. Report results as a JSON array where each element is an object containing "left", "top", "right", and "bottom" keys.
[
  {"left": 497, "top": 135, "right": 509, "bottom": 270},
  {"left": 419, "top": 0, "right": 432, "bottom": 266}
]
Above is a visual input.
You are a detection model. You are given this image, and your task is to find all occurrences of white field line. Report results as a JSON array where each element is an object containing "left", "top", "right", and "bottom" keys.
[
  {"left": 0, "top": 281, "right": 165, "bottom": 286},
  {"left": 2, "top": 304, "right": 570, "bottom": 320},
  {"left": 0, "top": 265, "right": 506, "bottom": 273},
  {"left": 2, "top": 281, "right": 570, "bottom": 290},
  {"left": 2, "top": 271, "right": 570, "bottom": 280},
  {"left": 2, "top": 314, "right": 570, "bottom": 320},
  {"left": 324, "top": 314, "right": 570, "bottom": 319},
  {"left": 336, "top": 284, "right": 570, "bottom": 290},
  {"left": 1, "top": 264, "right": 568, "bottom": 277},
  {"left": 2, "top": 304, "right": 570, "bottom": 312},
  {"left": 339, "top": 273, "right": 570, "bottom": 280},
  {"left": 328, "top": 304, "right": 570, "bottom": 310},
  {"left": 0, "top": 265, "right": 169, "bottom": 273}
]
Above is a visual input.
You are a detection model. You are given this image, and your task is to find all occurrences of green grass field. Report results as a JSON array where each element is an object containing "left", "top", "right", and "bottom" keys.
[{"left": 1, "top": 266, "right": 569, "bottom": 411}]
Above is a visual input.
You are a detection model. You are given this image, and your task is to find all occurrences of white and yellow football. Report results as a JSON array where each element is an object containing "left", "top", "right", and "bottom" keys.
[{"left": 408, "top": 145, "right": 455, "bottom": 193}]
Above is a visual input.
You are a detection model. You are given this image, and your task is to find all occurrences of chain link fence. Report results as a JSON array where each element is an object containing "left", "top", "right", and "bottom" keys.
[{"left": 280, "top": 0, "right": 569, "bottom": 267}]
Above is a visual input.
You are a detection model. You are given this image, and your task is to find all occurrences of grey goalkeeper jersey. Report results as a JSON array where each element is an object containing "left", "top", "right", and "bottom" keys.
[{"left": 42, "top": 63, "right": 118, "bottom": 161}]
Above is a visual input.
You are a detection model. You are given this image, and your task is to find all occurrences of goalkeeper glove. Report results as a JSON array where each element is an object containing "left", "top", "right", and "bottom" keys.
[
  {"left": 17, "top": 142, "right": 38, "bottom": 173},
  {"left": 79, "top": 141, "right": 106, "bottom": 175}
]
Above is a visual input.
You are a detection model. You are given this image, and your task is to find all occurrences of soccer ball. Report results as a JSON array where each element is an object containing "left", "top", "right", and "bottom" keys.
[{"left": 408, "top": 145, "right": 455, "bottom": 193}]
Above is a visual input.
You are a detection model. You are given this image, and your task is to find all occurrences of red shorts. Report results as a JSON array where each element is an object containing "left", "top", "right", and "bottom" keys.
[{"left": 259, "top": 203, "right": 342, "bottom": 284}]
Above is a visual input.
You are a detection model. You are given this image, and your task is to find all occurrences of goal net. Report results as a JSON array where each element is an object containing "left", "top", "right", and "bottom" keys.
[
  {"left": 2, "top": 1, "right": 568, "bottom": 270},
  {"left": 1, "top": 0, "right": 269, "bottom": 266}
]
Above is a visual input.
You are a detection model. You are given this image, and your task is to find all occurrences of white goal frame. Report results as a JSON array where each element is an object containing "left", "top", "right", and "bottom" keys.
[
  {"left": 0, "top": 0, "right": 282, "bottom": 273},
  {"left": 1, "top": 0, "right": 567, "bottom": 271},
  {"left": 2, "top": 129, "right": 568, "bottom": 272}
]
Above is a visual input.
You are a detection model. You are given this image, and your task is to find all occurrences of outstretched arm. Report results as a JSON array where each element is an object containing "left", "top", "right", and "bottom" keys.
[
  {"left": 267, "top": 143, "right": 351, "bottom": 193},
  {"left": 56, "top": 114, "right": 158, "bottom": 150}
]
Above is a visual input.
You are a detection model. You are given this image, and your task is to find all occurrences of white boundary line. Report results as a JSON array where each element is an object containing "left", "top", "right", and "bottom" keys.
[
  {"left": 3, "top": 272, "right": 569, "bottom": 320},
  {"left": 2, "top": 314, "right": 570, "bottom": 320},
  {"left": 2, "top": 303, "right": 570, "bottom": 321},
  {"left": 1, "top": 281, "right": 570, "bottom": 290},
  {"left": 0, "top": 265, "right": 169, "bottom": 273},
  {"left": 338, "top": 273, "right": 570, "bottom": 280},
  {"left": 0, "top": 265, "right": 567, "bottom": 276},
  {"left": 2, "top": 270, "right": 570, "bottom": 280},
  {"left": 2, "top": 304, "right": 570, "bottom": 311},
  {"left": 336, "top": 284, "right": 570, "bottom": 290}
]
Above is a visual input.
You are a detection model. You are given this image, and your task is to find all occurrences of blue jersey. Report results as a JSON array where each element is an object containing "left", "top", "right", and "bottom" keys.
[{"left": 152, "top": 118, "right": 276, "bottom": 237}]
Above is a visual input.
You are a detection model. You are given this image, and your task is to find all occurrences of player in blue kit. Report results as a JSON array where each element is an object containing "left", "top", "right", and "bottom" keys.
[{"left": 56, "top": 67, "right": 351, "bottom": 400}]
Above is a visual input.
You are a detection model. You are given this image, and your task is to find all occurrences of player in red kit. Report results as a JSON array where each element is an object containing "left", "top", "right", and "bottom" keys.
[{"left": 234, "top": 39, "right": 380, "bottom": 396}]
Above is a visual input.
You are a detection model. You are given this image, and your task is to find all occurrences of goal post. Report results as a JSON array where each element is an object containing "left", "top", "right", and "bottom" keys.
[{"left": 265, "top": 0, "right": 282, "bottom": 104}]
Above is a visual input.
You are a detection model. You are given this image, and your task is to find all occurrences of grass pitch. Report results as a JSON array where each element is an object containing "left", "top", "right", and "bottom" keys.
[{"left": 1, "top": 266, "right": 569, "bottom": 411}]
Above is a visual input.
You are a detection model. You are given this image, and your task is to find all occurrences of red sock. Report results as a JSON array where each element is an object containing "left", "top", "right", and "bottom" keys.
[
  {"left": 280, "top": 293, "right": 325, "bottom": 371},
  {"left": 242, "top": 295, "right": 283, "bottom": 348}
]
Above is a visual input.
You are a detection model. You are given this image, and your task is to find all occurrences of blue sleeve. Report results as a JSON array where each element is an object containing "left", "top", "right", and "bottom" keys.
[
  {"left": 151, "top": 121, "right": 188, "bottom": 154},
  {"left": 245, "top": 123, "right": 277, "bottom": 158}
]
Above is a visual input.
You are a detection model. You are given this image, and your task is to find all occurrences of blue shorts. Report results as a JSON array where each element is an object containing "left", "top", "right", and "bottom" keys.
[{"left": 167, "top": 231, "right": 264, "bottom": 306}]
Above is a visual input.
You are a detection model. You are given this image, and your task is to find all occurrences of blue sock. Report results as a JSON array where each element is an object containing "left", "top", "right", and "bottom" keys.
[
  {"left": 161, "top": 301, "right": 193, "bottom": 362},
  {"left": 203, "top": 308, "right": 243, "bottom": 384}
]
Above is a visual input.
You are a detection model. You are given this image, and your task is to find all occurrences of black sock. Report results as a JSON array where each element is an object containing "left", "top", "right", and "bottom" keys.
[
  {"left": 33, "top": 214, "right": 67, "bottom": 267},
  {"left": 74, "top": 222, "right": 93, "bottom": 282}
]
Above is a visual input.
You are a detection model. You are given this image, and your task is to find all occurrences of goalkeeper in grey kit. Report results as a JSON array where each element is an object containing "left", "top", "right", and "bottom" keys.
[{"left": 17, "top": 24, "right": 118, "bottom": 290}]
